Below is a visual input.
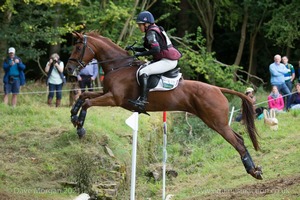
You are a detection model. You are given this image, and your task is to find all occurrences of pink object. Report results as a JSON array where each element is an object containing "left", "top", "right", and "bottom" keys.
[{"left": 268, "top": 95, "right": 284, "bottom": 111}]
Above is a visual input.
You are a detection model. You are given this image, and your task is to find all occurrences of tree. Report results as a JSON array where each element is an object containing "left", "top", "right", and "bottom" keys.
[
  {"left": 186, "top": 0, "right": 218, "bottom": 52},
  {"left": 265, "top": 0, "right": 300, "bottom": 53},
  {"left": 246, "top": 0, "right": 276, "bottom": 83}
]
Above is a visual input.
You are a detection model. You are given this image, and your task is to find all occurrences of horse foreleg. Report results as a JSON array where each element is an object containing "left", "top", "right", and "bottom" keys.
[
  {"left": 76, "top": 109, "right": 87, "bottom": 139},
  {"left": 73, "top": 92, "right": 117, "bottom": 138},
  {"left": 70, "top": 98, "right": 85, "bottom": 126},
  {"left": 70, "top": 91, "right": 104, "bottom": 127}
]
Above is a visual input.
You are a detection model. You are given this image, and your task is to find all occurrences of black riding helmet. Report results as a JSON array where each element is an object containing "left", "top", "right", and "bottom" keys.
[{"left": 136, "top": 11, "right": 155, "bottom": 24}]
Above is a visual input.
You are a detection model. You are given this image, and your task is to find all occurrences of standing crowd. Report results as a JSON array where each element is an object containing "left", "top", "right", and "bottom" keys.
[
  {"left": 234, "top": 54, "right": 300, "bottom": 122},
  {"left": 268, "top": 54, "right": 300, "bottom": 112},
  {"left": 2, "top": 47, "right": 101, "bottom": 108}
]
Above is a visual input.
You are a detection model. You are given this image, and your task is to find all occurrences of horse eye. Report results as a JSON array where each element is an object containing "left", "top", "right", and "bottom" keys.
[{"left": 76, "top": 46, "right": 81, "bottom": 51}]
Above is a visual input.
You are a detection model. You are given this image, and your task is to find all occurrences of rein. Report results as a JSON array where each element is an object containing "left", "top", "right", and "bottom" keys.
[
  {"left": 96, "top": 56, "right": 135, "bottom": 65},
  {"left": 96, "top": 56, "right": 137, "bottom": 74}
]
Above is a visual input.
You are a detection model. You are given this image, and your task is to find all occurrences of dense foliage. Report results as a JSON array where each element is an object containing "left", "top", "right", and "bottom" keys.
[{"left": 1, "top": 0, "right": 300, "bottom": 90}]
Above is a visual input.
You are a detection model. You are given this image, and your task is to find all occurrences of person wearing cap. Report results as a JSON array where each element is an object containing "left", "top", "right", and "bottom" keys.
[
  {"left": 126, "top": 11, "right": 182, "bottom": 111},
  {"left": 45, "top": 53, "right": 65, "bottom": 107},
  {"left": 3, "top": 47, "right": 26, "bottom": 107},
  {"left": 235, "top": 87, "right": 265, "bottom": 122},
  {"left": 245, "top": 87, "right": 256, "bottom": 103}
]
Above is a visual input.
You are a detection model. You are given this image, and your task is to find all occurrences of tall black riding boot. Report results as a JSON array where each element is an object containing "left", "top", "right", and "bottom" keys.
[{"left": 129, "top": 74, "right": 149, "bottom": 110}]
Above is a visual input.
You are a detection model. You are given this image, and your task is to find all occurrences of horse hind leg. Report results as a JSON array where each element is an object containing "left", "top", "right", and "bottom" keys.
[
  {"left": 241, "top": 148, "right": 263, "bottom": 180},
  {"left": 213, "top": 125, "right": 263, "bottom": 180},
  {"left": 232, "top": 129, "right": 263, "bottom": 179}
]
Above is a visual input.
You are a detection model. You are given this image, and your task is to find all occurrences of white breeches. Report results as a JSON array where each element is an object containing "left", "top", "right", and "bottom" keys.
[{"left": 139, "top": 59, "right": 178, "bottom": 76}]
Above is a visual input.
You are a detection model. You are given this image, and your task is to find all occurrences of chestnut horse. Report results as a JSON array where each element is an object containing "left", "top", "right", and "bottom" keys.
[{"left": 66, "top": 31, "right": 263, "bottom": 180}]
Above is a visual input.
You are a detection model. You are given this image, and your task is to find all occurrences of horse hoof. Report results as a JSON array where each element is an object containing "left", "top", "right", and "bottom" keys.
[
  {"left": 255, "top": 171, "right": 263, "bottom": 180},
  {"left": 256, "top": 165, "right": 262, "bottom": 172},
  {"left": 251, "top": 166, "right": 263, "bottom": 180},
  {"left": 71, "top": 115, "right": 78, "bottom": 127},
  {"left": 77, "top": 127, "right": 86, "bottom": 139}
]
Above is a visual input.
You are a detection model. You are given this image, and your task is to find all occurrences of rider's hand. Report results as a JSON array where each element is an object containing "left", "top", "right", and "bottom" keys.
[{"left": 125, "top": 46, "right": 132, "bottom": 51}]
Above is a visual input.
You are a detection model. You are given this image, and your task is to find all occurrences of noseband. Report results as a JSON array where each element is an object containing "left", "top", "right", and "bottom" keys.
[{"left": 68, "top": 34, "right": 95, "bottom": 71}]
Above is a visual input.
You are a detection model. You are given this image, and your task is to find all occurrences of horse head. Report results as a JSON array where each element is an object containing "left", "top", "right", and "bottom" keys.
[
  {"left": 66, "top": 32, "right": 96, "bottom": 76},
  {"left": 67, "top": 31, "right": 135, "bottom": 77}
]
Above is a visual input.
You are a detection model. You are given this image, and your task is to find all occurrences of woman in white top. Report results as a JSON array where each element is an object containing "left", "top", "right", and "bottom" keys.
[{"left": 45, "top": 53, "right": 65, "bottom": 107}]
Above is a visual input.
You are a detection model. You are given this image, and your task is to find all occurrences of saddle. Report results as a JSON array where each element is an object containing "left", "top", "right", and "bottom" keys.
[{"left": 136, "top": 66, "right": 182, "bottom": 91}]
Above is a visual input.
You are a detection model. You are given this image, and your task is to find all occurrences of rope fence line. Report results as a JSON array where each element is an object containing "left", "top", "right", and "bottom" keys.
[
  {"left": 0, "top": 85, "right": 297, "bottom": 114},
  {"left": 0, "top": 86, "right": 104, "bottom": 96},
  {"left": 232, "top": 91, "right": 298, "bottom": 114}
]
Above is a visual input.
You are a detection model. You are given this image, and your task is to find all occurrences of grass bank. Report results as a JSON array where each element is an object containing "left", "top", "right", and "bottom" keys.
[{"left": 0, "top": 83, "right": 299, "bottom": 199}]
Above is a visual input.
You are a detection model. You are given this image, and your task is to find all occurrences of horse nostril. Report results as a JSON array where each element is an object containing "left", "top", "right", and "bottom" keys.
[{"left": 67, "top": 67, "right": 73, "bottom": 73}]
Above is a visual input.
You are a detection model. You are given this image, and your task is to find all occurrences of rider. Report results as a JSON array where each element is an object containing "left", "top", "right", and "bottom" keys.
[{"left": 127, "top": 11, "right": 181, "bottom": 110}]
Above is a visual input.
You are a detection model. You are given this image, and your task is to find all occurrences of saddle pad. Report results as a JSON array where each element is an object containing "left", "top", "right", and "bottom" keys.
[{"left": 149, "top": 73, "right": 182, "bottom": 91}]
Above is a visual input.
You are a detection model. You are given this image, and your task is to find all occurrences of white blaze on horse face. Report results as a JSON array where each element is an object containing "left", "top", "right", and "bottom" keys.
[{"left": 71, "top": 68, "right": 79, "bottom": 76}]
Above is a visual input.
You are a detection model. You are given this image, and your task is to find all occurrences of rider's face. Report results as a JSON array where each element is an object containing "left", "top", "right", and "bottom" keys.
[{"left": 138, "top": 23, "right": 146, "bottom": 32}]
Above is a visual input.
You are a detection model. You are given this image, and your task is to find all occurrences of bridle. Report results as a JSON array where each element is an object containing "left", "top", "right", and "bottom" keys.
[
  {"left": 68, "top": 34, "right": 137, "bottom": 73},
  {"left": 68, "top": 34, "right": 95, "bottom": 71}
]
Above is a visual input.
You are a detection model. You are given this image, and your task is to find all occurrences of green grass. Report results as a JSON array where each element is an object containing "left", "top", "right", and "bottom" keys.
[
  {"left": 0, "top": 83, "right": 299, "bottom": 199},
  {"left": 150, "top": 111, "right": 300, "bottom": 200}
]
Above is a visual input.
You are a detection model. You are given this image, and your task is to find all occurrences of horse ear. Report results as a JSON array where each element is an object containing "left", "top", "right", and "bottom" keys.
[{"left": 72, "top": 31, "right": 82, "bottom": 39}]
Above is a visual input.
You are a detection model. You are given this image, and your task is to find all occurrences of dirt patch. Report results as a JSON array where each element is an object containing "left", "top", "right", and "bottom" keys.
[
  {"left": 197, "top": 175, "right": 300, "bottom": 200},
  {"left": 0, "top": 191, "right": 36, "bottom": 200},
  {"left": 0, "top": 191, "right": 73, "bottom": 200}
]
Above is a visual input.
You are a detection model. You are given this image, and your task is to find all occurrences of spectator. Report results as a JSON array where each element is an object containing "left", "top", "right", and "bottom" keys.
[
  {"left": 45, "top": 53, "right": 65, "bottom": 107},
  {"left": 269, "top": 54, "right": 291, "bottom": 109},
  {"left": 245, "top": 87, "right": 266, "bottom": 118},
  {"left": 235, "top": 87, "right": 265, "bottom": 122},
  {"left": 298, "top": 60, "right": 300, "bottom": 82},
  {"left": 99, "top": 65, "right": 105, "bottom": 87},
  {"left": 77, "top": 58, "right": 98, "bottom": 92},
  {"left": 282, "top": 56, "right": 295, "bottom": 92},
  {"left": 288, "top": 83, "right": 300, "bottom": 110},
  {"left": 268, "top": 85, "right": 284, "bottom": 112},
  {"left": 3, "top": 47, "right": 26, "bottom": 107}
]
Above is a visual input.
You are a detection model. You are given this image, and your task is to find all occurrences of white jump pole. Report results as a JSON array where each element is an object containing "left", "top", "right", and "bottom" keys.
[
  {"left": 229, "top": 106, "right": 235, "bottom": 126},
  {"left": 126, "top": 112, "right": 139, "bottom": 200},
  {"left": 162, "top": 111, "right": 167, "bottom": 200}
]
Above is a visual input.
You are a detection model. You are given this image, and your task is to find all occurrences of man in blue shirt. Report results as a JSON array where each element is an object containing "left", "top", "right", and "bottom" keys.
[
  {"left": 282, "top": 56, "right": 295, "bottom": 92},
  {"left": 77, "top": 58, "right": 98, "bottom": 92},
  {"left": 3, "top": 47, "right": 26, "bottom": 107},
  {"left": 269, "top": 54, "right": 291, "bottom": 109}
]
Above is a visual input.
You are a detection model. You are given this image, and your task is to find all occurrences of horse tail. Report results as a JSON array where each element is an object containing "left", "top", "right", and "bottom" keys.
[{"left": 220, "top": 87, "right": 260, "bottom": 151}]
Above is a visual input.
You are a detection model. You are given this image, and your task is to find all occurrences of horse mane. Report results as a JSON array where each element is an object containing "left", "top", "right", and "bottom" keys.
[
  {"left": 84, "top": 30, "right": 103, "bottom": 38},
  {"left": 82, "top": 31, "right": 126, "bottom": 52}
]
